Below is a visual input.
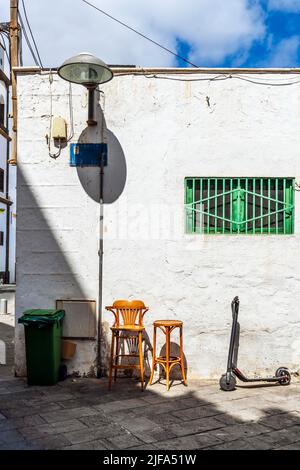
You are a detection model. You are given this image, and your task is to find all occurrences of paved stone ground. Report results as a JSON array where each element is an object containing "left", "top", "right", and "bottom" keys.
[{"left": 0, "top": 374, "right": 300, "bottom": 450}]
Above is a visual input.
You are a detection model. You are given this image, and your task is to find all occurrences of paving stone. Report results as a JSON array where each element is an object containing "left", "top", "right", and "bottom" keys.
[
  {"left": 167, "top": 416, "right": 224, "bottom": 437},
  {"left": 258, "top": 426, "right": 300, "bottom": 448},
  {"left": 19, "top": 419, "right": 88, "bottom": 440},
  {"left": 0, "top": 414, "right": 46, "bottom": 431},
  {"left": 121, "top": 416, "right": 161, "bottom": 433},
  {"left": 1, "top": 403, "right": 61, "bottom": 419},
  {"left": 136, "top": 428, "right": 178, "bottom": 444},
  {"left": 57, "top": 397, "right": 104, "bottom": 409},
  {"left": 173, "top": 405, "right": 222, "bottom": 421},
  {"left": 29, "top": 392, "right": 75, "bottom": 404},
  {"left": 0, "top": 440, "right": 40, "bottom": 450},
  {"left": 78, "top": 413, "right": 111, "bottom": 427},
  {"left": 260, "top": 411, "right": 300, "bottom": 430},
  {"left": 105, "top": 433, "right": 144, "bottom": 450},
  {"left": 209, "top": 439, "right": 256, "bottom": 450},
  {"left": 41, "top": 406, "right": 99, "bottom": 423},
  {"left": 276, "top": 443, "right": 300, "bottom": 450},
  {"left": 242, "top": 434, "right": 279, "bottom": 450},
  {"left": 157, "top": 435, "right": 205, "bottom": 450},
  {"left": 127, "top": 443, "right": 159, "bottom": 450},
  {"left": 95, "top": 398, "right": 148, "bottom": 414},
  {"left": 193, "top": 432, "right": 224, "bottom": 449},
  {"left": 209, "top": 423, "right": 271, "bottom": 442},
  {"left": 102, "top": 409, "right": 137, "bottom": 423},
  {"left": 65, "top": 424, "right": 123, "bottom": 444},
  {"left": 215, "top": 407, "right": 267, "bottom": 424},
  {"left": 32, "top": 434, "right": 71, "bottom": 450},
  {"left": 149, "top": 413, "right": 183, "bottom": 426},
  {"left": 133, "top": 402, "right": 179, "bottom": 417}
]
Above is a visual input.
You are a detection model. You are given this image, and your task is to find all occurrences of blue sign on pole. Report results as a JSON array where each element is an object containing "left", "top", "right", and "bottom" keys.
[{"left": 70, "top": 143, "right": 108, "bottom": 167}]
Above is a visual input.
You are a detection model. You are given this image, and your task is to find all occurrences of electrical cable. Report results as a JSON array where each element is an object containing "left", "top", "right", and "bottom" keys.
[
  {"left": 18, "top": 12, "right": 40, "bottom": 67},
  {"left": 21, "top": 0, "right": 43, "bottom": 68},
  {"left": 139, "top": 72, "right": 300, "bottom": 86},
  {"left": 80, "top": 0, "right": 199, "bottom": 68},
  {"left": 143, "top": 73, "right": 229, "bottom": 82},
  {"left": 233, "top": 75, "right": 300, "bottom": 86},
  {"left": 47, "top": 70, "right": 61, "bottom": 159}
]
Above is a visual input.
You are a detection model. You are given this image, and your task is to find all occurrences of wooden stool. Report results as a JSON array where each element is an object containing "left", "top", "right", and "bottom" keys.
[
  {"left": 149, "top": 320, "right": 187, "bottom": 390},
  {"left": 106, "top": 300, "right": 148, "bottom": 391}
]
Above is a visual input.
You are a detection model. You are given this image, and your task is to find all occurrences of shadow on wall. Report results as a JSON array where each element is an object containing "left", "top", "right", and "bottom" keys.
[
  {"left": 73, "top": 93, "right": 128, "bottom": 376},
  {"left": 15, "top": 167, "right": 110, "bottom": 378},
  {"left": 75, "top": 93, "right": 127, "bottom": 204},
  {"left": 16, "top": 92, "right": 127, "bottom": 379}
]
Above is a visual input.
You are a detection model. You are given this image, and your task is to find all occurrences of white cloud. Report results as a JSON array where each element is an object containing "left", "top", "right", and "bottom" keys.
[
  {"left": 260, "top": 35, "right": 300, "bottom": 66},
  {"left": 0, "top": 0, "right": 266, "bottom": 68},
  {"left": 268, "top": 0, "right": 300, "bottom": 12}
]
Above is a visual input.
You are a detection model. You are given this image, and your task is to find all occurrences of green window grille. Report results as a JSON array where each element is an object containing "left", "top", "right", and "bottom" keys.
[{"left": 185, "top": 177, "right": 294, "bottom": 235}]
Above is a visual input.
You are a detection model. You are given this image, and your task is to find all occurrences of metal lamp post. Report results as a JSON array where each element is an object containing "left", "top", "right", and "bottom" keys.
[{"left": 58, "top": 53, "right": 113, "bottom": 378}]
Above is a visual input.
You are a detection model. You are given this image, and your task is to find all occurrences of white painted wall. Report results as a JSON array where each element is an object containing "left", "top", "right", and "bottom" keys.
[{"left": 16, "top": 70, "right": 300, "bottom": 379}]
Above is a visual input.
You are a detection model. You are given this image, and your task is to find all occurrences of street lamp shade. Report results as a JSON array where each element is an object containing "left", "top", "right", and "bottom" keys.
[{"left": 57, "top": 52, "right": 113, "bottom": 87}]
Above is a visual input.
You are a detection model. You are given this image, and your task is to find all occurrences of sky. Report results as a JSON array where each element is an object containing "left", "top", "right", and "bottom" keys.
[{"left": 2, "top": 0, "right": 300, "bottom": 68}]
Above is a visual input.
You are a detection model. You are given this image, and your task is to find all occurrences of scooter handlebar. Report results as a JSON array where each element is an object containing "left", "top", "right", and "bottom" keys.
[{"left": 231, "top": 296, "right": 239, "bottom": 316}]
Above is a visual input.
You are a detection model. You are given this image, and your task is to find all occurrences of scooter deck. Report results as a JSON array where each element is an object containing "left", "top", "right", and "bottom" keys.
[{"left": 233, "top": 368, "right": 286, "bottom": 383}]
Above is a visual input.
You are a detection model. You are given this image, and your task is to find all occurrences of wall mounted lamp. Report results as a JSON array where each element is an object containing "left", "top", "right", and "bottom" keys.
[{"left": 57, "top": 52, "right": 113, "bottom": 126}]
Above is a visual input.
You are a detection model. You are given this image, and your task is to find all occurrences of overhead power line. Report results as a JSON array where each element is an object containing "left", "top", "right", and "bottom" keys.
[
  {"left": 20, "top": 0, "right": 43, "bottom": 68},
  {"left": 18, "top": 12, "right": 40, "bottom": 67},
  {"left": 80, "top": 0, "right": 199, "bottom": 68}
]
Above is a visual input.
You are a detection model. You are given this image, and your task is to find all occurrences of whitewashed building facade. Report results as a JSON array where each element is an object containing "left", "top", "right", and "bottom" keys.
[{"left": 15, "top": 66, "right": 300, "bottom": 379}]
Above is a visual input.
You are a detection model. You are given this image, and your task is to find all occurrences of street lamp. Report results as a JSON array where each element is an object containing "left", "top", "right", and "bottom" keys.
[
  {"left": 57, "top": 52, "right": 113, "bottom": 126},
  {"left": 58, "top": 52, "right": 113, "bottom": 378}
]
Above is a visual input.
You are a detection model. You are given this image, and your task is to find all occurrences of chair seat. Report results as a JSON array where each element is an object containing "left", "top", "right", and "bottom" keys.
[
  {"left": 153, "top": 319, "right": 183, "bottom": 327},
  {"left": 111, "top": 325, "right": 144, "bottom": 332}
]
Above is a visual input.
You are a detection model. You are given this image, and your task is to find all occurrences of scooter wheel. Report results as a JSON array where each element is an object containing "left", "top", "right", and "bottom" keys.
[
  {"left": 219, "top": 373, "right": 236, "bottom": 391},
  {"left": 275, "top": 367, "right": 291, "bottom": 386}
]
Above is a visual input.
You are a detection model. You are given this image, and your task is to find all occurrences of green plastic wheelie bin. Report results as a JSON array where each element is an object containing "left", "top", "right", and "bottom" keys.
[{"left": 18, "top": 309, "right": 65, "bottom": 385}]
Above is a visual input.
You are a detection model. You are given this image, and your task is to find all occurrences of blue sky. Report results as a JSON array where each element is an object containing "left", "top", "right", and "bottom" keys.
[
  {"left": 2, "top": 1, "right": 300, "bottom": 68},
  {"left": 176, "top": 1, "right": 300, "bottom": 68}
]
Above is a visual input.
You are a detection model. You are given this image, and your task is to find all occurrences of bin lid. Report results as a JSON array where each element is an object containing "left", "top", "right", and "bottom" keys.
[{"left": 18, "top": 309, "right": 65, "bottom": 325}]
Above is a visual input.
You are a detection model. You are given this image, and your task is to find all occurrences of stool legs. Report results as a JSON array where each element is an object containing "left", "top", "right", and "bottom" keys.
[
  {"left": 109, "top": 331, "right": 145, "bottom": 390},
  {"left": 179, "top": 326, "right": 187, "bottom": 385},
  {"left": 149, "top": 324, "right": 186, "bottom": 390},
  {"left": 149, "top": 325, "right": 157, "bottom": 385},
  {"left": 138, "top": 331, "right": 144, "bottom": 390},
  {"left": 114, "top": 333, "right": 120, "bottom": 382},
  {"left": 165, "top": 326, "right": 170, "bottom": 390},
  {"left": 108, "top": 332, "right": 115, "bottom": 390}
]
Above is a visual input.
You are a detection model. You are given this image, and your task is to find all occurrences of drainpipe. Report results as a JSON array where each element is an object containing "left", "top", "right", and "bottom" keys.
[{"left": 96, "top": 145, "right": 104, "bottom": 378}]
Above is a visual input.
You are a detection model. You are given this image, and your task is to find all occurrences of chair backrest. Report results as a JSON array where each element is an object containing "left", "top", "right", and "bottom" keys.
[{"left": 106, "top": 300, "right": 148, "bottom": 327}]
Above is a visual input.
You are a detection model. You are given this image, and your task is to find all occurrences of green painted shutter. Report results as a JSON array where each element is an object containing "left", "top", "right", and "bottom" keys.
[{"left": 185, "top": 177, "right": 294, "bottom": 235}]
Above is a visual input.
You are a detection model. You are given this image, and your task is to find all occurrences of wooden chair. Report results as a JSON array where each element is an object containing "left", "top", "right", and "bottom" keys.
[{"left": 106, "top": 300, "right": 149, "bottom": 390}]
